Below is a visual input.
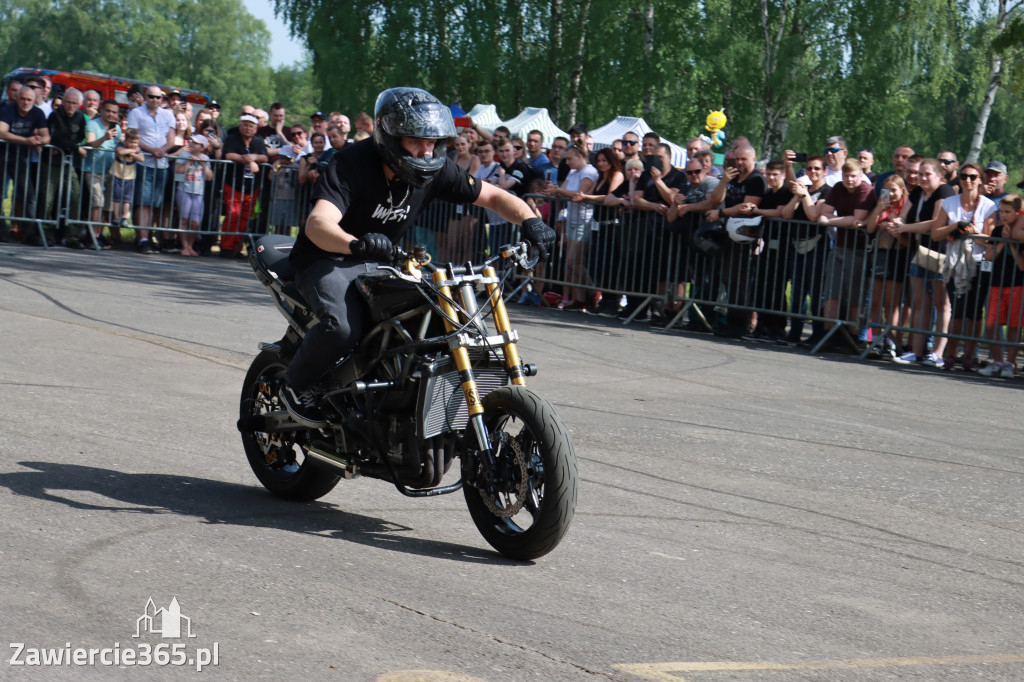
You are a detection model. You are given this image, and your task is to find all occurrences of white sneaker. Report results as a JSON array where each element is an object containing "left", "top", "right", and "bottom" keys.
[
  {"left": 1001, "top": 363, "right": 1016, "bottom": 379},
  {"left": 922, "top": 352, "right": 943, "bottom": 367},
  {"left": 892, "top": 351, "right": 918, "bottom": 365},
  {"left": 978, "top": 362, "right": 1002, "bottom": 377}
]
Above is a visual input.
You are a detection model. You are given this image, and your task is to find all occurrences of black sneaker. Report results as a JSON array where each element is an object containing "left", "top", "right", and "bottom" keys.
[{"left": 280, "top": 383, "right": 326, "bottom": 428}]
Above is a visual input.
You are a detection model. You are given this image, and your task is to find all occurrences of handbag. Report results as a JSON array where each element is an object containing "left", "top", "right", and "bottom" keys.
[{"left": 911, "top": 245, "right": 945, "bottom": 273}]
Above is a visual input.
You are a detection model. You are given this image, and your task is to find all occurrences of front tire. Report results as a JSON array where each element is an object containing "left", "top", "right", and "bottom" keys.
[
  {"left": 463, "top": 386, "right": 578, "bottom": 560},
  {"left": 239, "top": 350, "right": 341, "bottom": 501}
]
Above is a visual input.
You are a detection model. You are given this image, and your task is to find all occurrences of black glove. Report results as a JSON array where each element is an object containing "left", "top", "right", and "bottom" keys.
[
  {"left": 521, "top": 217, "right": 556, "bottom": 260},
  {"left": 350, "top": 233, "right": 394, "bottom": 261}
]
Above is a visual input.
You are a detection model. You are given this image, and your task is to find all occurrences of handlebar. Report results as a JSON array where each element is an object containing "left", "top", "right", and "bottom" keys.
[{"left": 392, "top": 242, "right": 538, "bottom": 276}]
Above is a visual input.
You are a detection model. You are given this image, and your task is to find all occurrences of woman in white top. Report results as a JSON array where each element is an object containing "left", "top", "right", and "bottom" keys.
[
  {"left": 930, "top": 162, "right": 996, "bottom": 370},
  {"left": 547, "top": 145, "right": 597, "bottom": 309}
]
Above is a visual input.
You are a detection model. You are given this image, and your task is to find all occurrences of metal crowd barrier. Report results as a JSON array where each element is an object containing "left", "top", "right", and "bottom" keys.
[{"left": 8, "top": 147, "right": 1023, "bottom": 363}]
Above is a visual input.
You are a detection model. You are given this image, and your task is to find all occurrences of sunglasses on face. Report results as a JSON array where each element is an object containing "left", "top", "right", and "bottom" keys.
[
  {"left": 959, "top": 173, "right": 980, "bottom": 181},
  {"left": 146, "top": 94, "right": 162, "bottom": 100},
  {"left": 622, "top": 140, "right": 638, "bottom": 146},
  {"left": 685, "top": 169, "right": 701, "bottom": 176},
  {"left": 825, "top": 147, "right": 843, "bottom": 154},
  {"left": 939, "top": 159, "right": 956, "bottom": 165},
  {"left": 513, "top": 145, "right": 523, "bottom": 150}
]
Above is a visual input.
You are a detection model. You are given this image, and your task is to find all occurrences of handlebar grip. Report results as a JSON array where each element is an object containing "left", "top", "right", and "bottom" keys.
[{"left": 349, "top": 239, "right": 367, "bottom": 258}]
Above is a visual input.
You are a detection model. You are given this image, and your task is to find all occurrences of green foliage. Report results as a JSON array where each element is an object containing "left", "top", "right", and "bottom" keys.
[{"left": 0, "top": 0, "right": 317, "bottom": 121}]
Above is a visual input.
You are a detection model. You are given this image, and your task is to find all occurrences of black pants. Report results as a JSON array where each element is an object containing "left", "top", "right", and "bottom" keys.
[{"left": 285, "top": 256, "right": 376, "bottom": 391}]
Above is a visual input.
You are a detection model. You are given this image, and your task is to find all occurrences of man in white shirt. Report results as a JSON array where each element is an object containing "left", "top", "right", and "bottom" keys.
[{"left": 125, "top": 84, "right": 176, "bottom": 252}]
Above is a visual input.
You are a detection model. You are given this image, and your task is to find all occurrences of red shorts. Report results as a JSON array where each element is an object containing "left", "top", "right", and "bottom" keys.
[{"left": 986, "top": 286, "right": 1024, "bottom": 327}]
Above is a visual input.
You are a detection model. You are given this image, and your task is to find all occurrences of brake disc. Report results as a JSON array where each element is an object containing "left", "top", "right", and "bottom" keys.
[{"left": 480, "top": 432, "right": 529, "bottom": 518}]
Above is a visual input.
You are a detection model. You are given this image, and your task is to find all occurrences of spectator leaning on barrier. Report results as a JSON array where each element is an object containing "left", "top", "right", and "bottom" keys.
[
  {"left": 126, "top": 84, "right": 176, "bottom": 253},
  {"left": 892, "top": 158, "right": 956, "bottom": 366},
  {"left": 44, "top": 87, "right": 87, "bottom": 247},
  {"left": 931, "top": 161, "right": 996, "bottom": 371},
  {"left": 0, "top": 85, "right": 49, "bottom": 241},
  {"left": 547, "top": 136, "right": 568, "bottom": 170},
  {"left": 817, "top": 158, "right": 877, "bottom": 347},
  {"left": 82, "top": 98, "right": 122, "bottom": 246},
  {"left": 82, "top": 90, "right": 100, "bottom": 121},
  {"left": 865, "top": 173, "right": 910, "bottom": 359},
  {"left": 979, "top": 194, "right": 1024, "bottom": 378},
  {"left": 220, "top": 112, "right": 268, "bottom": 258},
  {"left": 706, "top": 144, "right": 767, "bottom": 337},
  {"left": 258, "top": 102, "right": 290, "bottom": 159},
  {"left": 298, "top": 131, "right": 327, "bottom": 186},
  {"left": 110, "top": 129, "right": 144, "bottom": 234},
  {"left": 744, "top": 159, "right": 794, "bottom": 343},
  {"left": 781, "top": 153, "right": 829, "bottom": 345}
]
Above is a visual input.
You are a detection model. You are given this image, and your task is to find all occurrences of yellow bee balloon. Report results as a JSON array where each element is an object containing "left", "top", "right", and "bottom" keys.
[{"left": 704, "top": 109, "right": 727, "bottom": 148}]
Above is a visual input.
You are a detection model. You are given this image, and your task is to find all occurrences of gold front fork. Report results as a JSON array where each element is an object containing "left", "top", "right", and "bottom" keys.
[
  {"left": 432, "top": 270, "right": 484, "bottom": 418},
  {"left": 482, "top": 266, "right": 526, "bottom": 386}
]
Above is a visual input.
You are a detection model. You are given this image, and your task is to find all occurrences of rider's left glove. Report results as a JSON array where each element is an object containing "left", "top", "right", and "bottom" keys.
[{"left": 350, "top": 233, "right": 394, "bottom": 261}]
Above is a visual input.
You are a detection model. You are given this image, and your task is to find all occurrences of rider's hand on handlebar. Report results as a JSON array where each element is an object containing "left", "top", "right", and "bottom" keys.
[
  {"left": 520, "top": 217, "right": 556, "bottom": 261},
  {"left": 350, "top": 233, "right": 394, "bottom": 261}
]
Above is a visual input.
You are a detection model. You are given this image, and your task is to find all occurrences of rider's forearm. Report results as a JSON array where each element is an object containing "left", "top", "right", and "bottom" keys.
[
  {"left": 305, "top": 211, "right": 358, "bottom": 254},
  {"left": 475, "top": 183, "right": 538, "bottom": 224}
]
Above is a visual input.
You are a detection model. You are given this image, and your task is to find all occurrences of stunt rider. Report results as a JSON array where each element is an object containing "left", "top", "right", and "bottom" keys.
[{"left": 281, "top": 87, "right": 555, "bottom": 428}]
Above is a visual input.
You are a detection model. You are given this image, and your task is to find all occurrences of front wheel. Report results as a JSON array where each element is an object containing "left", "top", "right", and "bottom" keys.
[
  {"left": 463, "top": 386, "right": 578, "bottom": 560},
  {"left": 239, "top": 350, "right": 341, "bottom": 501}
]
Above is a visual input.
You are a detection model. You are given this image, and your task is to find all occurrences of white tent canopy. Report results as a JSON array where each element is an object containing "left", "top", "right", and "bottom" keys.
[
  {"left": 499, "top": 107, "right": 570, "bottom": 148},
  {"left": 589, "top": 116, "right": 687, "bottom": 168},
  {"left": 465, "top": 103, "right": 503, "bottom": 132}
]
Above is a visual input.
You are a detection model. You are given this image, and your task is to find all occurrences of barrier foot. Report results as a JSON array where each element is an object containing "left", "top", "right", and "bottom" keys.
[{"left": 620, "top": 295, "right": 653, "bottom": 325}]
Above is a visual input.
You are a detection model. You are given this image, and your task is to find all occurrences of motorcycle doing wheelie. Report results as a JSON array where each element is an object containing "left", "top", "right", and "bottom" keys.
[{"left": 236, "top": 234, "right": 578, "bottom": 560}]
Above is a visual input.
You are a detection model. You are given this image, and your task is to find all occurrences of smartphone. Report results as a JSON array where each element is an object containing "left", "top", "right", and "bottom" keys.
[
  {"left": 644, "top": 154, "right": 659, "bottom": 170},
  {"left": 879, "top": 188, "right": 890, "bottom": 203},
  {"left": 544, "top": 167, "right": 558, "bottom": 184},
  {"left": 793, "top": 152, "right": 808, "bottom": 163}
]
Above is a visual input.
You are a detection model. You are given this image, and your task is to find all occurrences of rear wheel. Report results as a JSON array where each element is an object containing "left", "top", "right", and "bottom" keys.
[
  {"left": 463, "top": 386, "right": 577, "bottom": 560},
  {"left": 239, "top": 350, "right": 341, "bottom": 501}
]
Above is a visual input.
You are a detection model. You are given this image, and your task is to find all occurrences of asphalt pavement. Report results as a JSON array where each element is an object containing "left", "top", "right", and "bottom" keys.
[{"left": 1, "top": 243, "right": 1022, "bottom": 681}]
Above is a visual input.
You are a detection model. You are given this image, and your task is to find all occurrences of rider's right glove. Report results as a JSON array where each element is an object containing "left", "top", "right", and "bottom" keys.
[
  {"left": 350, "top": 233, "right": 394, "bottom": 261},
  {"left": 521, "top": 217, "right": 556, "bottom": 260}
]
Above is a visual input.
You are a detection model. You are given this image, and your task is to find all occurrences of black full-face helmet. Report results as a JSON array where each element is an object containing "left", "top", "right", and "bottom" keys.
[{"left": 374, "top": 87, "right": 456, "bottom": 188}]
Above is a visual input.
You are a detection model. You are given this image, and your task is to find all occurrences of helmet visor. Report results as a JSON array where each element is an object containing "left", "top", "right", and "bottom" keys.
[{"left": 378, "top": 99, "right": 455, "bottom": 140}]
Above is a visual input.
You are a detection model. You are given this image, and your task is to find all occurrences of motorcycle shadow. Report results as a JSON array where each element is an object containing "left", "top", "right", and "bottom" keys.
[{"left": 2, "top": 461, "right": 521, "bottom": 565}]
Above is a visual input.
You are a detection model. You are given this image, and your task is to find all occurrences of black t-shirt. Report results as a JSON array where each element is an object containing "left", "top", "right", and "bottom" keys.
[
  {"left": 724, "top": 170, "right": 768, "bottom": 209},
  {"left": 221, "top": 130, "right": 269, "bottom": 190},
  {"left": 290, "top": 138, "right": 483, "bottom": 270},
  {"left": 256, "top": 125, "right": 289, "bottom": 149},
  {"left": 501, "top": 160, "right": 534, "bottom": 198},
  {"left": 638, "top": 167, "right": 686, "bottom": 205},
  {"left": 911, "top": 184, "right": 955, "bottom": 249},
  {"left": 988, "top": 223, "right": 1024, "bottom": 288},
  {"left": 46, "top": 108, "right": 86, "bottom": 158}
]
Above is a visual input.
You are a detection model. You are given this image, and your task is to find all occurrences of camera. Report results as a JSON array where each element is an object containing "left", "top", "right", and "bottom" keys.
[{"left": 792, "top": 152, "right": 808, "bottom": 163}]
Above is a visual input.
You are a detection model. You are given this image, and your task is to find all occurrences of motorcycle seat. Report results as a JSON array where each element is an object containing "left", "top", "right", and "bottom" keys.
[{"left": 253, "top": 234, "right": 297, "bottom": 282}]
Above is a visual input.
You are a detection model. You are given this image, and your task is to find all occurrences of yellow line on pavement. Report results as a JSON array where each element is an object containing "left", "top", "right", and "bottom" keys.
[{"left": 614, "top": 654, "right": 1024, "bottom": 681}]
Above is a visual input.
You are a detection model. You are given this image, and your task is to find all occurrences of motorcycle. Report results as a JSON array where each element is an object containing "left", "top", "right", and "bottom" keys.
[{"left": 236, "top": 234, "right": 578, "bottom": 560}]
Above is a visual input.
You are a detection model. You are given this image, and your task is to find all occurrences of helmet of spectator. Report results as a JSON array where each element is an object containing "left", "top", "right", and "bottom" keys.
[
  {"left": 373, "top": 86, "right": 456, "bottom": 188},
  {"left": 725, "top": 216, "right": 762, "bottom": 244}
]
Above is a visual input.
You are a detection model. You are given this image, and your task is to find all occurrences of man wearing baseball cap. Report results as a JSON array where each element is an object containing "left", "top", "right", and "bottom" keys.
[
  {"left": 984, "top": 160, "right": 1008, "bottom": 201},
  {"left": 219, "top": 113, "right": 268, "bottom": 257}
]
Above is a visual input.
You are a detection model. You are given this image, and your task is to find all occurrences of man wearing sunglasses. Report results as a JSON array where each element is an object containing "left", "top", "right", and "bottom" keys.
[
  {"left": 620, "top": 131, "right": 641, "bottom": 163},
  {"left": 937, "top": 150, "right": 960, "bottom": 185},
  {"left": 125, "top": 84, "right": 176, "bottom": 252}
]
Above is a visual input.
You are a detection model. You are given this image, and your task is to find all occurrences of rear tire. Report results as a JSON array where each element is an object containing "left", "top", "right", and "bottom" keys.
[
  {"left": 463, "top": 386, "right": 577, "bottom": 560},
  {"left": 239, "top": 350, "right": 341, "bottom": 501}
]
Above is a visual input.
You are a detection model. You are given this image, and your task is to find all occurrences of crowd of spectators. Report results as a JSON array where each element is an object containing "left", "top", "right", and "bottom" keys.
[{"left": 2, "top": 75, "right": 1023, "bottom": 376}]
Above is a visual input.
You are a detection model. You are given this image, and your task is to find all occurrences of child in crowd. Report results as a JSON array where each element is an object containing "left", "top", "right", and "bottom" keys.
[
  {"left": 173, "top": 134, "right": 213, "bottom": 257},
  {"left": 978, "top": 194, "right": 1024, "bottom": 377},
  {"left": 110, "top": 129, "right": 144, "bottom": 233}
]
